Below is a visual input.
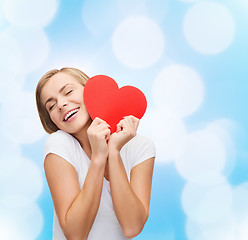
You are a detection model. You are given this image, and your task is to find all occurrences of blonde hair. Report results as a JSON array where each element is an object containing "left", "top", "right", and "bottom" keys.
[{"left": 35, "top": 67, "right": 89, "bottom": 134}]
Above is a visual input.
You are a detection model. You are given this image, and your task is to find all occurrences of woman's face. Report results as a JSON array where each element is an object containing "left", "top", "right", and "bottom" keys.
[{"left": 41, "top": 72, "right": 91, "bottom": 134}]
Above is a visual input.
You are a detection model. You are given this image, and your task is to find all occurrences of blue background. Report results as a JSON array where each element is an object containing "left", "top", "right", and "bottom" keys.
[{"left": 0, "top": 0, "right": 247, "bottom": 239}]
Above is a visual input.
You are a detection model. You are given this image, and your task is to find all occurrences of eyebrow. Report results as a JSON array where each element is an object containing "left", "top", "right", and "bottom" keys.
[{"left": 44, "top": 84, "right": 73, "bottom": 106}]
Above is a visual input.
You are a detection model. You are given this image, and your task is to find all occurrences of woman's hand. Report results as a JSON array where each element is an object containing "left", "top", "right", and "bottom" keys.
[
  {"left": 87, "top": 117, "right": 111, "bottom": 162},
  {"left": 108, "top": 115, "right": 139, "bottom": 152}
]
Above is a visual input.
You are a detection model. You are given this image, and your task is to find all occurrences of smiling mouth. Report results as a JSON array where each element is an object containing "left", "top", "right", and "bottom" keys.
[{"left": 63, "top": 108, "right": 80, "bottom": 122}]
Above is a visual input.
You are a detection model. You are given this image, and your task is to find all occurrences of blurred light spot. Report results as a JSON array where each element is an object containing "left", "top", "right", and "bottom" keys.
[
  {"left": 238, "top": 218, "right": 248, "bottom": 240},
  {"left": 112, "top": 16, "right": 165, "bottom": 69},
  {"left": 82, "top": 0, "right": 121, "bottom": 36},
  {"left": 0, "top": 158, "right": 43, "bottom": 201},
  {"left": 186, "top": 216, "right": 237, "bottom": 240},
  {"left": 152, "top": 64, "right": 204, "bottom": 118},
  {"left": 118, "top": 0, "right": 169, "bottom": 23},
  {"left": 187, "top": 222, "right": 205, "bottom": 240},
  {"left": 183, "top": 2, "right": 235, "bottom": 54},
  {"left": 0, "top": 218, "right": 21, "bottom": 239},
  {"left": 0, "top": 195, "right": 43, "bottom": 239},
  {"left": 201, "top": 214, "right": 238, "bottom": 240},
  {"left": 201, "top": 216, "right": 248, "bottom": 240},
  {"left": 206, "top": 119, "right": 237, "bottom": 177},
  {"left": 180, "top": 0, "right": 200, "bottom": 2},
  {"left": 236, "top": 0, "right": 248, "bottom": 8},
  {"left": 4, "top": 26, "right": 50, "bottom": 73},
  {"left": 174, "top": 129, "right": 226, "bottom": 183},
  {"left": 0, "top": 90, "right": 45, "bottom": 144},
  {"left": 186, "top": 219, "right": 207, "bottom": 240},
  {"left": 0, "top": 31, "right": 22, "bottom": 91},
  {"left": 182, "top": 179, "right": 232, "bottom": 224},
  {"left": 3, "top": 0, "right": 59, "bottom": 27},
  {"left": 186, "top": 183, "right": 248, "bottom": 240},
  {"left": 232, "top": 182, "right": 248, "bottom": 223},
  {"left": 0, "top": 76, "right": 25, "bottom": 103},
  {"left": 0, "top": 2, "right": 5, "bottom": 27},
  {"left": 0, "top": 135, "right": 21, "bottom": 182},
  {"left": 138, "top": 109, "right": 187, "bottom": 164}
]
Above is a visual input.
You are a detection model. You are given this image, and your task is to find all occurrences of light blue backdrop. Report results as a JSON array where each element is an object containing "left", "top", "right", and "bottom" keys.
[{"left": 0, "top": 0, "right": 247, "bottom": 239}]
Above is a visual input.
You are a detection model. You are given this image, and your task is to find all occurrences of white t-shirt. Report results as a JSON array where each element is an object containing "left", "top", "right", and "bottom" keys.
[{"left": 43, "top": 130, "right": 156, "bottom": 240}]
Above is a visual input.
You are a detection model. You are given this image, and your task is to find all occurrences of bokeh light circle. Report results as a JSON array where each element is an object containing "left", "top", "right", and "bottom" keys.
[
  {"left": 0, "top": 157, "right": 43, "bottom": 201},
  {"left": 0, "top": 31, "right": 22, "bottom": 90},
  {"left": 152, "top": 64, "right": 204, "bottom": 118},
  {"left": 180, "top": 0, "right": 200, "bottom": 2},
  {"left": 82, "top": 0, "right": 120, "bottom": 36},
  {"left": 183, "top": 1, "right": 235, "bottom": 54},
  {"left": 0, "top": 3, "right": 3, "bottom": 24},
  {"left": 0, "top": 195, "right": 43, "bottom": 239},
  {"left": 0, "top": 90, "right": 45, "bottom": 144},
  {"left": 232, "top": 182, "right": 248, "bottom": 223},
  {"left": 182, "top": 179, "right": 232, "bottom": 224},
  {"left": 118, "top": 0, "right": 170, "bottom": 23},
  {"left": 206, "top": 119, "right": 236, "bottom": 177},
  {"left": 174, "top": 129, "right": 226, "bottom": 183},
  {"left": 0, "top": 218, "right": 22, "bottom": 239},
  {"left": 4, "top": 26, "right": 50, "bottom": 73},
  {"left": 0, "top": 135, "right": 22, "bottom": 182},
  {"left": 138, "top": 109, "right": 187, "bottom": 163},
  {"left": 112, "top": 16, "right": 165, "bottom": 69},
  {"left": 185, "top": 182, "right": 248, "bottom": 240},
  {"left": 186, "top": 215, "right": 237, "bottom": 240},
  {"left": 186, "top": 219, "right": 205, "bottom": 240},
  {"left": 3, "top": 0, "right": 59, "bottom": 27}
]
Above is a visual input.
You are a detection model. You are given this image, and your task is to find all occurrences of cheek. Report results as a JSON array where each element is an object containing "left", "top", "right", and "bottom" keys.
[
  {"left": 76, "top": 92, "right": 85, "bottom": 104},
  {"left": 49, "top": 112, "right": 59, "bottom": 124}
]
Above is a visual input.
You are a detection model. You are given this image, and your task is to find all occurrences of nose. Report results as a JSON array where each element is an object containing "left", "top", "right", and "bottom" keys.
[
  {"left": 58, "top": 100, "right": 67, "bottom": 111},
  {"left": 59, "top": 103, "right": 67, "bottom": 110}
]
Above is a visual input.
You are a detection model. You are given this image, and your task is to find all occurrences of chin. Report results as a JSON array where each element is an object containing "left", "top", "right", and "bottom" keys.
[{"left": 66, "top": 117, "right": 92, "bottom": 134}]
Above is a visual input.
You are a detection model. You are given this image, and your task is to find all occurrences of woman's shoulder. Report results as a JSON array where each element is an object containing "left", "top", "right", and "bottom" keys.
[
  {"left": 122, "top": 134, "right": 156, "bottom": 157},
  {"left": 121, "top": 134, "right": 156, "bottom": 169},
  {"left": 46, "top": 130, "right": 76, "bottom": 145},
  {"left": 48, "top": 129, "right": 73, "bottom": 139},
  {"left": 43, "top": 130, "right": 81, "bottom": 169},
  {"left": 126, "top": 134, "right": 155, "bottom": 148},
  {"left": 44, "top": 130, "right": 78, "bottom": 158}
]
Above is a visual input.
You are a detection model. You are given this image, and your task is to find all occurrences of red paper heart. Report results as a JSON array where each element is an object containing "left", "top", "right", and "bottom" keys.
[{"left": 83, "top": 75, "right": 147, "bottom": 133}]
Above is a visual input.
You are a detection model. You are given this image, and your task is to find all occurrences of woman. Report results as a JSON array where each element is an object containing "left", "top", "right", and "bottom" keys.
[{"left": 36, "top": 67, "right": 156, "bottom": 240}]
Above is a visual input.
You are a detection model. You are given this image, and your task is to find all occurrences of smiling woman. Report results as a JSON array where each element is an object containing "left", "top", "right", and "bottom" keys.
[
  {"left": 39, "top": 72, "right": 91, "bottom": 135},
  {"left": 36, "top": 68, "right": 89, "bottom": 134},
  {"left": 35, "top": 67, "right": 156, "bottom": 240}
]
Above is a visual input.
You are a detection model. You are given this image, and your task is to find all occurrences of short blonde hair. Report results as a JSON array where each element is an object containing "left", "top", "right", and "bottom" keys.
[{"left": 35, "top": 67, "right": 89, "bottom": 134}]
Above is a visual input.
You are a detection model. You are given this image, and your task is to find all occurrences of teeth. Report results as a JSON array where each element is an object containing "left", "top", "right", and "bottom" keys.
[{"left": 64, "top": 108, "right": 79, "bottom": 121}]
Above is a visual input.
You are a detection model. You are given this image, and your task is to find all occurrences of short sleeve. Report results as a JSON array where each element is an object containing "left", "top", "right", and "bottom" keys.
[
  {"left": 43, "top": 130, "right": 76, "bottom": 168},
  {"left": 128, "top": 135, "right": 156, "bottom": 169}
]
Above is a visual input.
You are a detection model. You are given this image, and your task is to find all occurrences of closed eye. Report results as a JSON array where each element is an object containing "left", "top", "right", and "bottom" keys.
[
  {"left": 66, "top": 90, "right": 73, "bottom": 95},
  {"left": 49, "top": 104, "right": 55, "bottom": 111}
]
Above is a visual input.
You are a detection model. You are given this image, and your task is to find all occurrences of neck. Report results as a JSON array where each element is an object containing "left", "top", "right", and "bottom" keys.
[{"left": 72, "top": 118, "right": 93, "bottom": 159}]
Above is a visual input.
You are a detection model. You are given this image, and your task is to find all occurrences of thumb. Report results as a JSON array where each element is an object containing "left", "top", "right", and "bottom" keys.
[{"left": 116, "top": 123, "right": 122, "bottom": 133}]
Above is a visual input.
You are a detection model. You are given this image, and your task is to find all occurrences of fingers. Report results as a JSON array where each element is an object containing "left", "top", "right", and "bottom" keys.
[
  {"left": 116, "top": 123, "right": 122, "bottom": 133},
  {"left": 124, "top": 115, "right": 139, "bottom": 130},
  {"left": 108, "top": 116, "right": 139, "bottom": 151},
  {"left": 91, "top": 117, "right": 110, "bottom": 128},
  {"left": 116, "top": 115, "right": 139, "bottom": 133},
  {"left": 131, "top": 116, "right": 140, "bottom": 130},
  {"left": 89, "top": 116, "right": 139, "bottom": 137},
  {"left": 88, "top": 117, "right": 111, "bottom": 140}
]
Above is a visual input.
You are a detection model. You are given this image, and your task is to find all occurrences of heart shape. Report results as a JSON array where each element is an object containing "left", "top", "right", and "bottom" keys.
[{"left": 83, "top": 75, "right": 147, "bottom": 133}]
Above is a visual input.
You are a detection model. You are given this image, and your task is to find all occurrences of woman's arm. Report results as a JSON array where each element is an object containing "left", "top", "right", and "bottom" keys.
[
  {"left": 45, "top": 154, "right": 106, "bottom": 240},
  {"left": 44, "top": 118, "right": 110, "bottom": 240},
  {"left": 108, "top": 152, "right": 154, "bottom": 238},
  {"left": 107, "top": 116, "right": 155, "bottom": 238}
]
